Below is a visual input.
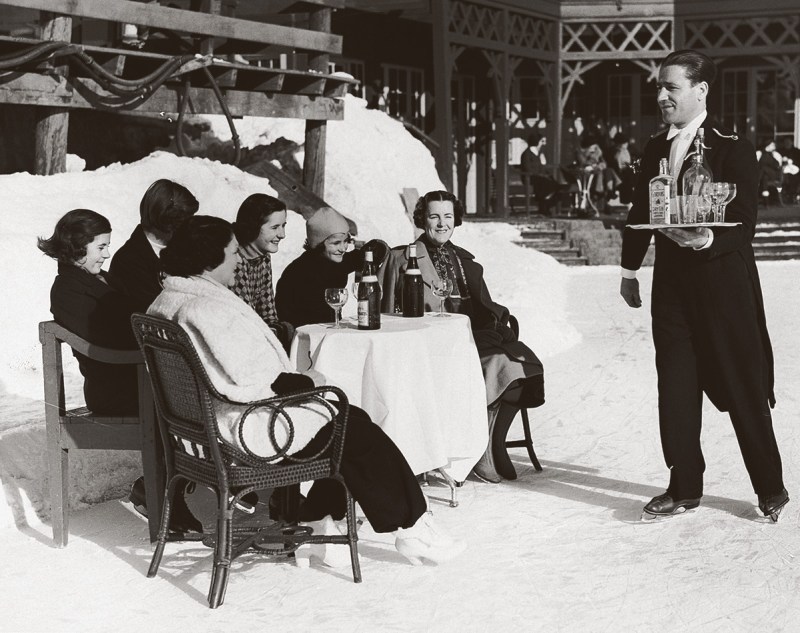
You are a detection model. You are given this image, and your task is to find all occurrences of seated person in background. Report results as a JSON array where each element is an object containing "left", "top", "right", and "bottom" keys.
[
  {"left": 520, "top": 132, "right": 564, "bottom": 215},
  {"left": 148, "top": 215, "right": 465, "bottom": 566},
  {"left": 231, "top": 193, "right": 294, "bottom": 350},
  {"left": 380, "top": 191, "right": 545, "bottom": 483},
  {"left": 110, "top": 179, "right": 199, "bottom": 313},
  {"left": 612, "top": 133, "right": 635, "bottom": 206},
  {"left": 38, "top": 209, "right": 138, "bottom": 416},
  {"left": 275, "top": 207, "right": 388, "bottom": 328},
  {"left": 758, "top": 140, "right": 783, "bottom": 207},
  {"left": 574, "top": 134, "right": 620, "bottom": 197}
]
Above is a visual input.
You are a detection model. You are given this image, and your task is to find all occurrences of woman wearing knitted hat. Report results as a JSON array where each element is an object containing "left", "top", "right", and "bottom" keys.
[{"left": 275, "top": 206, "right": 388, "bottom": 327}]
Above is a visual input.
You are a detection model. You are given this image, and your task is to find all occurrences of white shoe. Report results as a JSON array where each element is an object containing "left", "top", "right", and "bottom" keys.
[
  {"left": 305, "top": 516, "right": 351, "bottom": 569},
  {"left": 394, "top": 511, "right": 466, "bottom": 565}
]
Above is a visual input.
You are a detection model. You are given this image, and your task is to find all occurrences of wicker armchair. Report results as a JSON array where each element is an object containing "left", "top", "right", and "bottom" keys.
[{"left": 130, "top": 314, "right": 361, "bottom": 609}]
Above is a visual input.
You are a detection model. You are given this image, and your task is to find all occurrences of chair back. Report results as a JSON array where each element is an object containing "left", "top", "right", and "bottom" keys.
[{"left": 131, "top": 313, "right": 234, "bottom": 491}]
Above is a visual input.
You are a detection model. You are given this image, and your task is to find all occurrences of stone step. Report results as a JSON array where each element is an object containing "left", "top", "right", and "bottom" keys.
[
  {"left": 753, "top": 232, "right": 800, "bottom": 243},
  {"left": 755, "top": 222, "right": 800, "bottom": 232},
  {"left": 558, "top": 256, "right": 590, "bottom": 266},
  {"left": 755, "top": 252, "right": 800, "bottom": 261},
  {"left": 520, "top": 229, "right": 565, "bottom": 240}
]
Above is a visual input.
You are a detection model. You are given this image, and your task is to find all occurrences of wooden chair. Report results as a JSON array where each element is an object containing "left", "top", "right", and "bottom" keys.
[
  {"left": 38, "top": 320, "right": 163, "bottom": 547},
  {"left": 131, "top": 314, "right": 361, "bottom": 609},
  {"left": 504, "top": 315, "right": 543, "bottom": 472}
]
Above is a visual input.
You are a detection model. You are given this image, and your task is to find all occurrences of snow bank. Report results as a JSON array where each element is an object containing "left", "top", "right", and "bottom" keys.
[{"left": 0, "top": 95, "right": 578, "bottom": 529}]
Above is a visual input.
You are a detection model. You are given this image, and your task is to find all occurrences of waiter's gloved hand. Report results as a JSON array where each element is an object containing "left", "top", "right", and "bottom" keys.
[
  {"left": 659, "top": 226, "right": 712, "bottom": 249},
  {"left": 620, "top": 277, "right": 642, "bottom": 308}
]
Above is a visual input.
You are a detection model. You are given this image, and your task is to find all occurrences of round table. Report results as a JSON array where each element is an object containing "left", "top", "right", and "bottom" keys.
[{"left": 290, "top": 313, "right": 488, "bottom": 484}]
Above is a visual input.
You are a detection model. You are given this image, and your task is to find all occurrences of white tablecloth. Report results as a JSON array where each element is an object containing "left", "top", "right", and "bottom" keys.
[{"left": 290, "top": 313, "right": 488, "bottom": 481}]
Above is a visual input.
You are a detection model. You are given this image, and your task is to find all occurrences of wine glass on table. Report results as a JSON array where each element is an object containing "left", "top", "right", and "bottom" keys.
[
  {"left": 324, "top": 287, "right": 348, "bottom": 329},
  {"left": 431, "top": 277, "right": 453, "bottom": 317}
]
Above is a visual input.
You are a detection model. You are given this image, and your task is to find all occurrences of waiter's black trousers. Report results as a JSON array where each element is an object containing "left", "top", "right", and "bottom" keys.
[{"left": 651, "top": 270, "right": 784, "bottom": 500}]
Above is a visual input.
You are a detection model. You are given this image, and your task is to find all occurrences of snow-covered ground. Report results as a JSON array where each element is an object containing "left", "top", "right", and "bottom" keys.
[{"left": 0, "top": 95, "right": 798, "bottom": 630}]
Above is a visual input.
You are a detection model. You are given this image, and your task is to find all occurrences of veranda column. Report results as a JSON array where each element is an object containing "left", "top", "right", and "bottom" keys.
[
  {"left": 34, "top": 12, "right": 71, "bottom": 175},
  {"left": 302, "top": 6, "right": 331, "bottom": 198},
  {"left": 432, "top": 0, "right": 454, "bottom": 191}
]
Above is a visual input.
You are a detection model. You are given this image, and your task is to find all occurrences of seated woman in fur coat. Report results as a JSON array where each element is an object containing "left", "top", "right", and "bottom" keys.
[{"left": 148, "top": 215, "right": 465, "bottom": 567}]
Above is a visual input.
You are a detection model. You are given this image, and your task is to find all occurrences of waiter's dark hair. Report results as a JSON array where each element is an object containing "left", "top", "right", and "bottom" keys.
[{"left": 662, "top": 49, "right": 717, "bottom": 87}]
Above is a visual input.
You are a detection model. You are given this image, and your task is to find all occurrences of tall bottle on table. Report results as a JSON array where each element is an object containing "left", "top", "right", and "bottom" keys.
[
  {"left": 681, "top": 129, "right": 713, "bottom": 222},
  {"left": 402, "top": 244, "right": 424, "bottom": 318},
  {"left": 357, "top": 250, "right": 381, "bottom": 330}
]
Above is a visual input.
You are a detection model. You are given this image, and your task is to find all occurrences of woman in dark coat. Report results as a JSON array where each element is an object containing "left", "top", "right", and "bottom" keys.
[
  {"left": 39, "top": 209, "right": 202, "bottom": 533},
  {"left": 38, "top": 209, "right": 138, "bottom": 415},
  {"left": 381, "top": 190, "right": 545, "bottom": 483},
  {"left": 275, "top": 207, "right": 387, "bottom": 328}
]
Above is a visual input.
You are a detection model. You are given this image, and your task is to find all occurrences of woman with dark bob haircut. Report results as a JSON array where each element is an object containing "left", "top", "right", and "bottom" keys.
[
  {"left": 38, "top": 209, "right": 138, "bottom": 415},
  {"left": 148, "top": 215, "right": 465, "bottom": 567},
  {"left": 230, "top": 193, "right": 294, "bottom": 349},
  {"left": 381, "top": 190, "right": 545, "bottom": 483},
  {"left": 110, "top": 179, "right": 199, "bottom": 313}
]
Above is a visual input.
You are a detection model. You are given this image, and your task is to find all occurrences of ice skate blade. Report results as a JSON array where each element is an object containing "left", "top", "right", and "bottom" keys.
[{"left": 641, "top": 506, "right": 694, "bottom": 521}]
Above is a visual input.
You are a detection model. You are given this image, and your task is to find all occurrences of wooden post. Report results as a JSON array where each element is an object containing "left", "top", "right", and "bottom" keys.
[
  {"left": 34, "top": 12, "right": 72, "bottom": 175},
  {"left": 491, "top": 51, "right": 510, "bottom": 217},
  {"left": 302, "top": 7, "right": 331, "bottom": 199},
  {"left": 432, "top": 0, "right": 454, "bottom": 191}
]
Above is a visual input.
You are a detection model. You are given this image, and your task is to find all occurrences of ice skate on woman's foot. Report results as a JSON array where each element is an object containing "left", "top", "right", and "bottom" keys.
[
  {"left": 304, "top": 516, "right": 350, "bottom": 568},
  {"left": 641, "top": 492, "right": 700, "bottom": 521},
  {"left": 395, "top": 511, "right": 466, "bottom": 565},
  {"left": 758, "top": 488, "right": 789, "bottom": 523}
]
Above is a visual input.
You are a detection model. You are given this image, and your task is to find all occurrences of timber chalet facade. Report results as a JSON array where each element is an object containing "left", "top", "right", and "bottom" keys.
[{"left": 1, "top": 0, "right": 798, "bottom": 216}]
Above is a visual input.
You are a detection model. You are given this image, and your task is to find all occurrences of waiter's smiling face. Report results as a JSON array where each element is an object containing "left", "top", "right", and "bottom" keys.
[{"left": 656, "top": 64, "right": 707, "bottom": 128}]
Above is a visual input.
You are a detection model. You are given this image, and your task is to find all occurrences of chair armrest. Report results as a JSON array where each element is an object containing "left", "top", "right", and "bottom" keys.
[
  {"left": 225, "top": 385, "right": 350, "bottom": 468},
  {"left": 39, "top": 320, "right": 143, "bottom": 365}
]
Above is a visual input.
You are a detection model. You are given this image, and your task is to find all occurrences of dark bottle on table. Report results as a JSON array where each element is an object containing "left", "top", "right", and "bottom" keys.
[
  {"left": 402, "top": 243, "right": 424, "bottom": 318},
  {"left": 357, "top": 250, "right": 381, "bottom": 330}
]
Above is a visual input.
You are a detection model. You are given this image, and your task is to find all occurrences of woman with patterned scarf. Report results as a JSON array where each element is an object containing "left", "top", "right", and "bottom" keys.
[
  {"left": 231, "top": 193, "right": 295, "bottom": 351},
  {"left": 381, "top": 190, "right": 545, "bottom": 483}
]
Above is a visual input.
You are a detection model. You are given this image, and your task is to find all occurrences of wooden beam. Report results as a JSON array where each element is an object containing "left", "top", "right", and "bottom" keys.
[
  {"left": 0, "top": 72, "right": 345, "bottom": 119},
  {"left": 447, "top": 31, "right": 559, "bottom": 62},
  {"left": 1, "top": 0, "right": 343, "bottom": 54},
  {"left": 34, "top": 12, "right": 70, "bottom": 176},
  {"left": 302, "top": 6, "right": 331, "bottom": 198}
]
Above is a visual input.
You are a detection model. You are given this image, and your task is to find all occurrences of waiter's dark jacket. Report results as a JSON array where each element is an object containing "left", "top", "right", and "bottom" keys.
[{"left": 621, "top": 119, "right": 782, "bottom": 499}]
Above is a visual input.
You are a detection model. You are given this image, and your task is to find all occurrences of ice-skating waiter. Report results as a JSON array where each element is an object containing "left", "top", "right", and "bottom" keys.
[{"left": 619, "top": 49, "right": 789, "bottom": 521}]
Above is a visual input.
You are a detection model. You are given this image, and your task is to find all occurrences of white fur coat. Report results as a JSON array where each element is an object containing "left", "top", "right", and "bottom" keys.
[{"left": 148, "top": 274, "right": 330, "bottom": 456}]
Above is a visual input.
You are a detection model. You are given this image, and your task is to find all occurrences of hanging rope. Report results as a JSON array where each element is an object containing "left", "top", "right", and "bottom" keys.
[{"left": 0, "top": 40, "right": 242, "bottom": 165}]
